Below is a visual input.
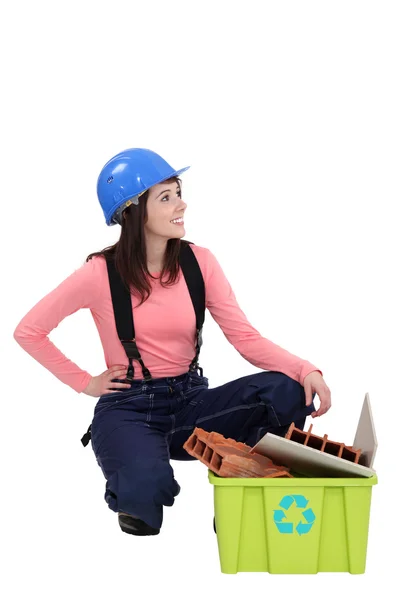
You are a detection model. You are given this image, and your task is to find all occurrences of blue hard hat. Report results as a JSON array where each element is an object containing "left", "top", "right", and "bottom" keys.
[{"left": 97, "top": 148, "right": 190, "bottom": 226}]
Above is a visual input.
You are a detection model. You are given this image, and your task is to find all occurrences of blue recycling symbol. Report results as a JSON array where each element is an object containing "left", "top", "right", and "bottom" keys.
[{"left": 273, "top": 494, "right": 316, "bottom": 535}]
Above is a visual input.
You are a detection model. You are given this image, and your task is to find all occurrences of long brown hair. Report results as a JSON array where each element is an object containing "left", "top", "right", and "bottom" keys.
[{"left": 86, "top": 176, "right": 190, "bottom": 307}]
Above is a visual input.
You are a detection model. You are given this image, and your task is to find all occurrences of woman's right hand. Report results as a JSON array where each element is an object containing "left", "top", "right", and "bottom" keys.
[{"left": 82, "top": 365, "right": 132, "bottom": 398}]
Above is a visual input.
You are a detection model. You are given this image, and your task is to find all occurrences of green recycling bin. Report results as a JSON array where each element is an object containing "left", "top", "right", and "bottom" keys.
[{"left": 208, "top": 470, "right": 378, "bottom": 574}]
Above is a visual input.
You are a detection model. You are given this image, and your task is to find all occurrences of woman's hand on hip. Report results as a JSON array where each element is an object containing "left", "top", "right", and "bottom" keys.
[{"left": 82, "top": 365, "right": 132, "bottom": 398}]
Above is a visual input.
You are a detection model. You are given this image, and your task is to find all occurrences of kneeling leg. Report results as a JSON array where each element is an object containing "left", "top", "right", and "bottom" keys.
[{"left": 92, "top": 422, "right": 180, "bottom": 531}]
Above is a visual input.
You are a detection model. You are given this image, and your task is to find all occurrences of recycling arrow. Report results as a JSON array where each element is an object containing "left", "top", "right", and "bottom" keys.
[
  {"left": 273, "top": 510, "right": 286, "bottom": 522},
  {"left": 276, "top": 521, "right": 294, "bottom": 534},
  {"left": 279, "top": 495, "right": 295, "bottom": 510},
  {"left": 296, "top": 522, "right": 313, "bottom": 535},
  {"left": 291, "top": 495, "right": 309, "bottom": 508},
  {"left": 302, "top": 508, "right": 315, "bottom": 523}
]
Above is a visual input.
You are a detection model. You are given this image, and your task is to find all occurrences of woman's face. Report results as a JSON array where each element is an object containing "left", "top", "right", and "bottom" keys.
[{"left": 144, "top": 179, "right": 187, "bottom": 240}]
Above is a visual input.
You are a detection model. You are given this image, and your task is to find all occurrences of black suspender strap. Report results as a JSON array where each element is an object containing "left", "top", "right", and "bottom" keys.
[
  {"left": 179, "top": 242, "right": 206, "bottom": 375},
  {"left": 105, "top": 256, "right": 152, "bottom": 382}
]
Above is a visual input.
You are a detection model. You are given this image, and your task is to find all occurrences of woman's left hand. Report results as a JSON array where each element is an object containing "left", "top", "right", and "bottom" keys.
[{"left": 303, "top": 371, "right": 332, "bottom": 418}]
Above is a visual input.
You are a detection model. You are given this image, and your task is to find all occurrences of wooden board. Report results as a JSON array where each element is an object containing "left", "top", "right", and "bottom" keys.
[{"left": 353, "top": 393, "right": 378, "bottom": 468}]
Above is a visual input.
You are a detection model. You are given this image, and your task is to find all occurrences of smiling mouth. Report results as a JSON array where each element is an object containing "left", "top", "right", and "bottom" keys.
[{"left": 170, "top": 217, "right": 184, "bottom": 225}]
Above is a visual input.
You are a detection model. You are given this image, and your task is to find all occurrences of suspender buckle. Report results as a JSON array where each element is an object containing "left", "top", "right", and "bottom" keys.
[
  {"left": 121, "top": 339, "right": 141, "bottom": 360},
  {"left": 189, "top": 362, "right": 203, "bottom": 377}
]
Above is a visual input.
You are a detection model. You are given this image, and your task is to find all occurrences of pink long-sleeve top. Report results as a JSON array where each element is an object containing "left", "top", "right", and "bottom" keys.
[{"left": 13, "top": 243, "right": 322, "bottom": 393}]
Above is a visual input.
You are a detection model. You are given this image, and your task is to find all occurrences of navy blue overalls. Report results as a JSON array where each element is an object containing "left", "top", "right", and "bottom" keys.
[{"left": 81, "top": 241, "right": 316, "bottom": 531}]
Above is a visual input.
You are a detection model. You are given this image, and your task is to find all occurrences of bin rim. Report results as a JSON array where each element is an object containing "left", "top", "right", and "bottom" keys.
[{"left": 207, "top": 470, "right": 378, "bottom": 487}]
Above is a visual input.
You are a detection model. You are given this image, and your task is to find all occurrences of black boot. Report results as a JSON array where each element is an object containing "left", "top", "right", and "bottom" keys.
[{"left": 118, "top": 513, "right": 160, "bottom": 536}]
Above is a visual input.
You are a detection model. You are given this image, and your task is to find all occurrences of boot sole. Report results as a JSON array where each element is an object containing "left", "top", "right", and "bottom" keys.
[{"left": 118, "top": 516, "right": 160, "bottom": 536}]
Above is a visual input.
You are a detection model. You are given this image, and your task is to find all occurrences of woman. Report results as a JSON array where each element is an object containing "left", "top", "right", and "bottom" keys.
[{"left": 13, "top": 148, "right": 331, "bottom": 537}]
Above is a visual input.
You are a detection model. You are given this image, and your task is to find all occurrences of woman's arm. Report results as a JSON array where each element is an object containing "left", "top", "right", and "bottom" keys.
[
  {"left": 204, "top": 248, "right": 322, "bottom": 386},
  {"left": 13, "top": 258, "right": 100, "bottom": 393}
]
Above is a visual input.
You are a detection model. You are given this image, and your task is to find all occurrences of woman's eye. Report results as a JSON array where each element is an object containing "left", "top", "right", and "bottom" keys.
[{"left": 161, "top": 190, "right": 181, "bottom": 202}]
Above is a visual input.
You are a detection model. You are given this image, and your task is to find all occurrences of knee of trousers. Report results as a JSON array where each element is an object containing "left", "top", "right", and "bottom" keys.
[
  {"left": 104, "top": 459, "right": 179, "bottom": 512},
  {"left": 245, "top": 371, "right": 316, "bottom": 428}
]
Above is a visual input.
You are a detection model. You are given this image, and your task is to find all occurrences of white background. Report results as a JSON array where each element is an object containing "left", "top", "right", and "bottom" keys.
[{"left": 2, "top": 0, "right": 399, "bottom": 597}]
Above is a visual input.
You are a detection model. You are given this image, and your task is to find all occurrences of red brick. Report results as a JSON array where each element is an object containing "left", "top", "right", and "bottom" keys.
[
  {"left": 285, "top": 423, "right": 362, "bottom": 464},
  {"left": 183, "top": 427, "right": 293, "bottom": 478}
]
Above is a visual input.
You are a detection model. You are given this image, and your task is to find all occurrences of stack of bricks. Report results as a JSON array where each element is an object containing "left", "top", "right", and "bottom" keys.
[
  {"left": 285, "top": 423, "right": 362, "bottom": 464},
  {"left": 183, "top": 427, "right": 293, "bottom": 478}
]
